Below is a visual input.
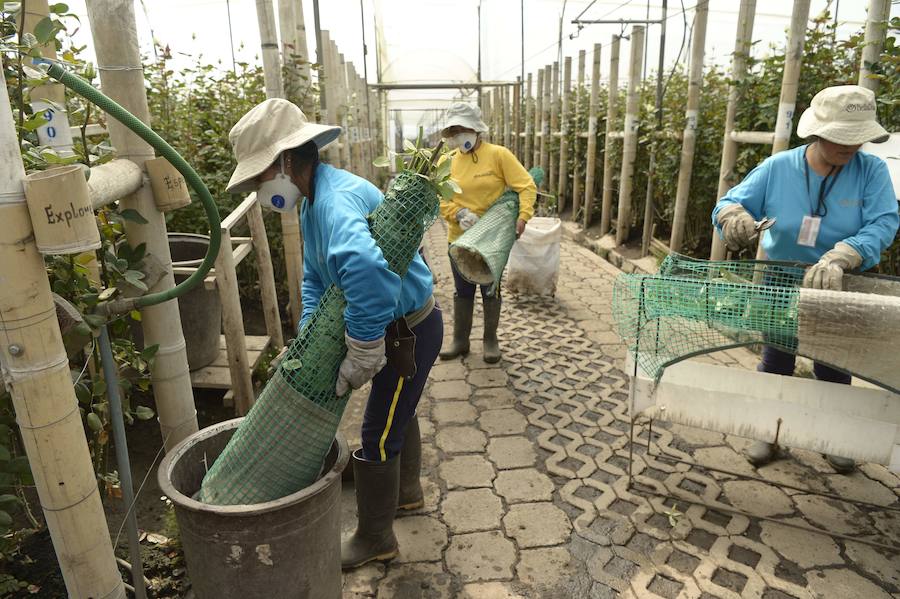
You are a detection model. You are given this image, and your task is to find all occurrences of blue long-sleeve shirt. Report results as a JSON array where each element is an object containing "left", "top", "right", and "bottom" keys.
[
  {"left": 712, "top": 145, "right": 899, "bottom": 269},
  {"left": 299, "top": 163, "right": 434, "bottom": 341}
]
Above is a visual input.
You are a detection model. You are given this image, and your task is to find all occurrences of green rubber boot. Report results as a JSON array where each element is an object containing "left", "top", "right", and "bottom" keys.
[
  {"left": 440, "top": 296, "right": 474, "bottom": 360},
  {"left": 483, "top": 296, "right": 502, "bottom": 364},
  {"left": 398, "top": 417, "right": 424, "bottom": 511},
  {"left": 341, "top": 450, "right": 400, "bottom": 570}
]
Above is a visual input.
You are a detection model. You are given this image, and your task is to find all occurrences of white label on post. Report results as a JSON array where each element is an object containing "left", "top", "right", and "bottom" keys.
[
  {"left": 775, "top": 102, "right": 796, "bottom": 142},
  {"left": 685, "top": 109, "right": 699, "bottom": 132},
  {"left": 32, "top": 100, "right": 75, "bottom": 154}
]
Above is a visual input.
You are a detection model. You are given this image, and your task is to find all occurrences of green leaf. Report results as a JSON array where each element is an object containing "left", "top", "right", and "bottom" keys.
[
  {"left": 281, "top": 358, "right": 302, "bottom": 371},
  {"left": 22, "top": 114, "right": 49, "bottom": 132},
  {"left": 119, "top": 209, "right": 148, "bottom": 224},
  {"left": 403, "top": 139, "right": 416, "bottom": 153},
  {"left": 447, "top": 179, "right": 462, "bottom": 194},
  {"left": 86, "top": 412, "right": 103, "bottom": 432},
  {"left": 372, "top": 155, "right": 391, "bottom": 168},
  {"left": 6, "top": 456, "right": 30, "bottom": 474},
  {"left": 98, "top": 287, "right": 118, "bottom": 301},
  {"left": 83, "top": 313, "right": 106, "bottom": 329},
  {"left": 0, "top": 510, "right": 12, "bottom": 532},
  {"left": 0, "top": 494, "right": 19, "bottom": 511},
  {"left": 130, "top": 310, "right": 142, "bottom": 322},
  {"left": 74, "top": 383, "right": 92, "bottom": 405},
  {"left": 49, "top": 3, "right": 69, "bottom": 13},
  {"left": 134, "top": 406, "right": 155, "bottom": 421},
  {"left": 141, "top": 344, "right": 159, "bottom": 360},
  {"left": 0, "top": 445, "right": 9, "bottom": 462},
  {"left": 123, "top": 270, "right": 147, "bottom": 291},
  {"left": 33, "top": 17, "right": 55, "bottom": 45}
]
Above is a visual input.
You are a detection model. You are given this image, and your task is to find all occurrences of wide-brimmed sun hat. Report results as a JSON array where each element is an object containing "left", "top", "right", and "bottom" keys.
[
  {"left": 226, "top": 98, "right": 341, "bottom": 193},
  {"left": 797, "top": 85, "right": 889, "bottom": 145},
  {"left": 441, "top": 102, "right": 489, "bottom": 135}
]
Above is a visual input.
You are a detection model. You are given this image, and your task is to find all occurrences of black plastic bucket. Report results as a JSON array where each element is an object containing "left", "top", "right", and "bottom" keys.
[
  {"left": 169, "top": 233, "right": 222, "bottom": 371},
  {"left": 157, "top": 419, "right": 349, "bottom": 599}
]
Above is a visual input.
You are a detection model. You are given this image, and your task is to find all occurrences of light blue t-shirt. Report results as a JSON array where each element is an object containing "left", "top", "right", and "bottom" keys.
[
  {"left": 712, "top": 145, "right": 899, "bottom": 269},
  {"left": 299, "top": 163, "right": 434, "bottom": 341}
]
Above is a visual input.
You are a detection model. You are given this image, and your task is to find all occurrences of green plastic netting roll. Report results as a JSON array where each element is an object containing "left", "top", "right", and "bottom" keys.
[
  {"left": 448, "top": 167, "right": 542, "bottom": 291},
  {"left": 197, "top": 170, "right": 439, "bottom": 505}
]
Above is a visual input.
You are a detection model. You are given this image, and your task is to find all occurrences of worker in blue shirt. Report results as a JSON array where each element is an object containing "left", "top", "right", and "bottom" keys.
[
  {"left": 226, "top": 99, "right": 442, "bottom": 569},
  {"left": 713, "top": 85, "right": 899, "bottom": 472}
]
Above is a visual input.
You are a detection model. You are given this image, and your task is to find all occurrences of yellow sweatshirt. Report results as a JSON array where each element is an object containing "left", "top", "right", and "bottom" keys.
[{"left": 439, "top": 142, "right": 537, "bottom": 243}]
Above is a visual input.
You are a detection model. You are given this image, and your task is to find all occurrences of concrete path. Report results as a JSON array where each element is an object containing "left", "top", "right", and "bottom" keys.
[{"left": 340, "top": 222, "right": 900, "bottom": 598}]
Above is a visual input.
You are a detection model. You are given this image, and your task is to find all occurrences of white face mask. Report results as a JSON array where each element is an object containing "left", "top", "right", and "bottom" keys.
[
  {"left": 257, "top": 154, "right": 302, "bottom": 213},
  {"left": 444, "top": 132, "right": 478, "bottom": 153}
]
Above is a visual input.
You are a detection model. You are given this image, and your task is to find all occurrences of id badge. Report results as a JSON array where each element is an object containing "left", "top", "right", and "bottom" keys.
[{"left": 797, "top": 215, "right": 821, "bottom": 247}]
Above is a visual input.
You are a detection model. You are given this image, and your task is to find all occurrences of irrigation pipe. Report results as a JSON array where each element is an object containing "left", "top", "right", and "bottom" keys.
[{"left": 46, "top": 63, "right": 222, "bottom": 316}]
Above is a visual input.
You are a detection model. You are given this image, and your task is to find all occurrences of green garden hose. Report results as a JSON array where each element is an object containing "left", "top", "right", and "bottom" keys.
[{"left": 47, "top": 63, "right": 222, "bottom": 315}]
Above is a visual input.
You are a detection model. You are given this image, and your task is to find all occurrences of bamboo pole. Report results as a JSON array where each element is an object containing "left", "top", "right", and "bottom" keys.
[
  {"left": 859, "top": 0, "right": 891, "bottom": 91},
  {"left": 320, "top": 31, "right": 339, "bottom": 165},
  {"left": 533, "top": 69, "right": 543, "bottom": 170},
  {"left": 549, "top": 61, "right": 559, "bottom": 200},
  {"left": 572, "top": 50, "right": 586, "bottom": 216},
  {"left": 615, "top": 26, "right": 645, "bottom": 247},
  {"left": 587, "top": 43, "right": 606, "bottom": 230},
  {"left": 710, "top": 0, "right": 756, "bottom": 260},
  {"left": 247, "top": 200, "right": 284, "bottom": 349},
  {"left": 525, "top": 73, "right": 534, "bottom": 169},
  {"left": 512, "top": 77, "right": 521, "bottom": 159},
  {"left": 669, "top": 0, "right": 710, "bottom": 253},
  {"left": 256, "top": 0, "right": 284, "bottom": 100},
  {"left": 0, "top": 54, "right": 126, "bottom": 599},
  {"left": 87, "top": 0, "right": 198, "bottom": 449},
  {"left": 540, "top": 66, "right": 551, "bottom": 183},
  {"left": 771, "top": 0, "right": 811, "bottom": 155},
  {"left": 277, "top": 0, "right": 298, "bottom": 104},
  {"left": 599, "top": 36, "right": 620, "bottom": 235},
  {"left": 339, "top": 52, "right": 352, "bottom": 171},
  {"left": 559, "top": 57, "right": 572, "bottom": 216},
  {"left": 292, "top": 0, "right": 315, "bottom": 115}
]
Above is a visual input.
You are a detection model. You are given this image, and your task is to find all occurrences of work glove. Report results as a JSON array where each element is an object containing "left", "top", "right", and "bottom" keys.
[
  {"left": 456, "top": 208, "right": 479, "bottom": 231},
  {"left": 716, "top": 204, "right": 757, "bottom": 251},
  {"left": 336, "top": 333, "right": 387, "bottom": 396},
  {"left": 802, "top": 242, "right": 862, "bottom": 291}
]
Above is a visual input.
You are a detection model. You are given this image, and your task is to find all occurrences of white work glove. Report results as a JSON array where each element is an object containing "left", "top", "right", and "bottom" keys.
[
  {"left": 336, "top": 333, "right": 387, "bottom": 396},
  {"left": 802, "top": 242, "right": 862, "bottom": 291},
  {"left": 456, "top": 208, "right": 479, "bottom": 231},
  {"left": 716, "top": 204, "right": 757, "bottom": 251}
]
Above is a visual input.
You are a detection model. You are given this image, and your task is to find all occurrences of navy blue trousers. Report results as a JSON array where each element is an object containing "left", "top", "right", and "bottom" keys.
[
  {"left": 451, "top": 259, "right": 499, "bottom": 299},
  {"left": 757, "top": 346, "right": 851, "bottom": 384},
  {"left": 360, "top": 306, "right": 443, "bottom": 461}
]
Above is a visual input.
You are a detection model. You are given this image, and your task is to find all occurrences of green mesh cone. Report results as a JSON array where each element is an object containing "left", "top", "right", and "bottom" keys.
[
  {"left": 197, "top": 171, "right": 439, "bottom": 505},
  {"left": 448, "top": 167, "right": 542, "bottom": 291}
]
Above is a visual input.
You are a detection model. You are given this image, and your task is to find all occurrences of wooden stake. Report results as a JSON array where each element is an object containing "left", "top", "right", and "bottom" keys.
[
  {"left": 669, "top": 0, "right": 710, "bottom": 254},
  {"left": 549, "top": 61, "right": 559, "bottom": 200},
  {"left": 536, "top": 72, "right": 543, "bottom": 171},
  {"left": 559, "top": 57, "right": 572, "bottom": 216},
  {"left": 710, "top": 0, "right": 756, "bottom": 260},
  {"left": 615, "top": 26, "right": 645, "bottom": 247},
  {"left": 572, "top": 50, "right": 586, "bottom": 216},
  {"left": 859, "top": 0, "right": 892, "bottom": 91},
  {"left": 0, "top": 52, "right": 125, "bottom": 599},
  {"left": 87, "top": 0, "right": 199, "bottom": 449},
  {"left": 525, "top": 73, "right": 534, "bottom": 169},
  {"left": 599, "top": 37, "right": 620, "bottom": 234},
  {"left": 247, "top": 199, "right": 284, "bottom": 350}
]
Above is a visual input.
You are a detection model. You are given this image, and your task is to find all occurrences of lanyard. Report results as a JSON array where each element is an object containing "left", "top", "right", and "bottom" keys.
[{"left": 803, "top": 151, "right": 841, "bottom": 217}]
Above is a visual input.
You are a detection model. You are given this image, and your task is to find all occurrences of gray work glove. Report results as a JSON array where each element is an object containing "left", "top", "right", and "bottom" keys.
[
  {"left": 716, "top": 204, "right": 757, "bottom": 251},
  {"left": 336, "top": 333, "right": 387, "bottom": 396},
  {"left": 456, "top": 208, "right": 479, "bottom": 231},
  {"left": 802, "top": 242, "right": 862, "bottom": 291}
]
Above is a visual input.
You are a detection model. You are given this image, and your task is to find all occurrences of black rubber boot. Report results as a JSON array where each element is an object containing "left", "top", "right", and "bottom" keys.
[
  {"left": 482, "top": 296, "right": 502, "bottom": 364},
  {"left": 341, "top": 450, "right": 400, "bottom": 570},
  {"left": 440, "top": 296, "right": 474, "bottom": 360},
  {"left": 398, "top": 417, "right": 424, "bottom": 511}
]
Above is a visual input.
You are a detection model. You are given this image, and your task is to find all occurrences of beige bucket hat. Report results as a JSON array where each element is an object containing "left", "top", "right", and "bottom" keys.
[
  {"left": 226, "top": 98, "right": 341, "bottom": 193},
  {"left": 797, "top": 85, "right": 889, "bottom": 146},
  {"left": 441, "top": 102, "right": 489, "bottom": 135}
]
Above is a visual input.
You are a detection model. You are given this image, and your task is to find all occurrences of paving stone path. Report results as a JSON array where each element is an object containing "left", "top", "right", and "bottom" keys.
[{"left": 340, "top": 223, "right": 900, "bottom": 598}]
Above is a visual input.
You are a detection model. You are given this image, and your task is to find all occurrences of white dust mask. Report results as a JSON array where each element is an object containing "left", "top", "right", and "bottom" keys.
[
  {"left": 257, "top": 154, "right": 302, "bottom": 213},
  {"left": 455, "top": 132, "right": 478, "bottom": 153}
]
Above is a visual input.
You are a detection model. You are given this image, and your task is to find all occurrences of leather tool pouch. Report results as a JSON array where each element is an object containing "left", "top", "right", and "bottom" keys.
[{"left": 385, "top": 317, "right": 417, "bottom": 379}]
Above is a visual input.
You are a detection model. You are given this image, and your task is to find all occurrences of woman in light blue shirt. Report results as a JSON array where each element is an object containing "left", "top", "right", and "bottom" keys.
[{"left": 712, "top": 85, "right": 898, "bottom": 471}]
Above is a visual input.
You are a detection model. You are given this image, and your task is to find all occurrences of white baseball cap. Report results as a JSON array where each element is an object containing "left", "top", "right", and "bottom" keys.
[
  {"left": 797, "top": 85, "right": 889, "bottom": 146},
  {"left": 226, "top": 99, "right": 341, "bottom": 194},
  {"left": 441, "top": 102, "right": 488, "bottom": 135}
]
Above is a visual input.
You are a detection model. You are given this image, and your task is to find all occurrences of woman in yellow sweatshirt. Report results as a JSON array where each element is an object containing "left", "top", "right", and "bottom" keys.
[{"left": 438, "top": 102, "right": 537, "bottom": 363}]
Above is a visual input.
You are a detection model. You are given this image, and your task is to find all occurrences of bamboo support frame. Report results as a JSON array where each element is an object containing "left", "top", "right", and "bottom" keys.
[
  {"left": 540, "top": 65, "right": 551, "bottom": 183},
  {"left": 87, "top": 0, "right": 198, "bottom": 449},
  {"left": 549, "top": 61, "right": 559, "bottom": 200},
  {"left": 615, "top": 26, "right": 645, "bottom": 247},
  {"left": 0, "top": 54, "right": 126, "bottom": 599},
  {"left": 572, "top": 50, "right": 586, "bottom": 217},
  {"left": 599, "top": 37, "right": 619, "bottom": 234},
  {"left": 710, "top": 0, "right": 756, "bottom": 260},
  {"left": 533, "top": 68, "right": 543, "bottom": 171},
  {"left": 669, "top": 0, "right": 710, "bottom": 253},
  {"left": 558, "top": 57, "right": 571, "bottom": 215}
]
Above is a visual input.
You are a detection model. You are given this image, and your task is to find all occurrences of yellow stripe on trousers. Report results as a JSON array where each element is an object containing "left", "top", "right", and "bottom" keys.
[{"left": 379, "top": 377, "right": 405, "bottom": 461}]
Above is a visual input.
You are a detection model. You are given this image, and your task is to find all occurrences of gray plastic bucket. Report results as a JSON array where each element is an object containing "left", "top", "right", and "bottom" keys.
[
  {"left": 169, "top": 233, "right": 222, "bottom": 371},
  {"left": 157, "top": 419, "right": 349, "bottom": 599}
]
